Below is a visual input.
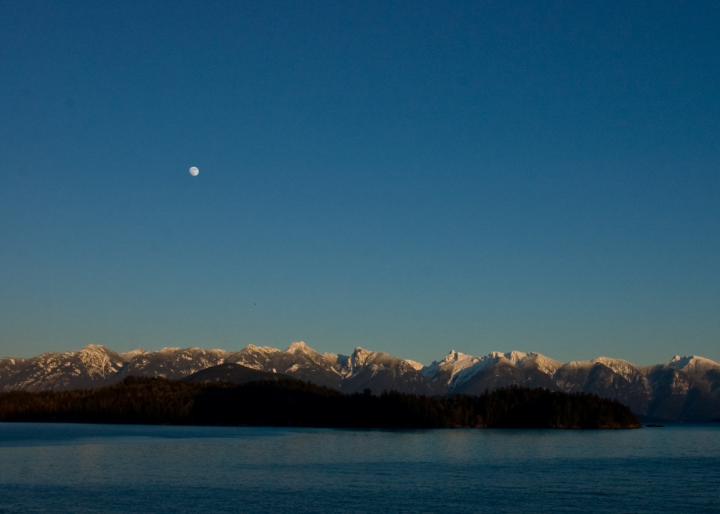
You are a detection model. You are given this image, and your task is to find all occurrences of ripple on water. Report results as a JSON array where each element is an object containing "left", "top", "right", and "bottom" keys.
[{"left": 0, "top": 423, "right": 719, "bottom": 513}]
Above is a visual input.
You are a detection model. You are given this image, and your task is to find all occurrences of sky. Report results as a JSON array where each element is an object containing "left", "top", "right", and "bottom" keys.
[{"left": 1, "top": 0, "right": 719, "bottom": 365}]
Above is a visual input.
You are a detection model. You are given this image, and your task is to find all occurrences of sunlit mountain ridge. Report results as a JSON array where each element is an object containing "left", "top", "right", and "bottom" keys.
[{"left": 2, "top": 342, "right": 719, "bottom": 421}]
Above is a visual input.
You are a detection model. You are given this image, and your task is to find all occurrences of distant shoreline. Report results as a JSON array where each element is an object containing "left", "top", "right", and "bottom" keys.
[
  {"left": 3, "top": 344, "right": 719, "bottom": 423},
  {"left": 0, "top": 377, "right": 642, "bottom": 429}
]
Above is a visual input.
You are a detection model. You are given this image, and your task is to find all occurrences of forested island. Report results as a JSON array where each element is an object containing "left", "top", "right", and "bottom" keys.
[{"left": 0, "top": 377, "right": 642, "bottom": 429}]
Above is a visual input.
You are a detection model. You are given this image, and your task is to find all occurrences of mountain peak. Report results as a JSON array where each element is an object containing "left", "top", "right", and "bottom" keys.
[
  {"left": 443, "top": 350, "right": 470, "bottom": 363},
  {"left": 668, "top": 355, "right": 719, "bottom": 374},
  {"left": 404, "top": 359, "right": 424, "bottom": 371},
  {"left": 593, "top": 356, "right": 634, "bottom": 366},
  {"left": 488, "top": 351, "right": 527, "bottom": 363},
  {"left": 351, "top": 347, "right": 374, "bottom": 368},
  {"left": 518, "top": 352, "right": 563, "bottom": 375},
  {"left": 70, "top": 344, "right": 125, "bottom": 378},
  {"left": 80, "top": 343, "right": 108, "bottom": 351},
  {"left": 2, "top": 344, "right": 720, "bottom": 421},
  {"left": 243, "top": 344, "right": 281, "bottom": 355},
  {"left": 120, "top": 349, "right": 147, "bottom": 361},
  {"left": 287, "top": 341, "right": 312, "bottom": 354},
  {"left": 670, "top": 355, "right": 700, "bottom": 366}
]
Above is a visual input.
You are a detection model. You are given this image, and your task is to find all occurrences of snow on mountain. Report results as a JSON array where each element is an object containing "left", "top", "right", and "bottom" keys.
[
  {"left": 76, "top": 344, "right": 126, "bottom": 375},
  {"left": 2, "top": 343, "right": 720, "bottom": 420},
  {"left": 119, "top": 348, "right": 147, "bottom": 361},
  {"left": 342, "top": 347, "right": 436, "bottom": 395},
  {"left": 225, "top": 344, "right": 282, "bottom": 371},
  {"left": 642, "top": 355, "right": 720, "bottom": 421},
  {"left": 0, "top": 357, "right": 26, "bottom": 383},
  {"left": 183, "top": 363, "right": 297, "bottom": 386},
  {"left": 286, "top": 341, "right": 311, "bottom": 355},
  {"left": 322, "top": 352, "right": 351, "bottom": 376},
  {"left": 553, "top": 360, "right": 595, "bottom": 392},
  {"left": 117, "top": 347, "right": 229, "bottom": 380},
  {"left": 553, "top": 357, "right": 653, "bottom": 415},
  {"left": 225, "top": 342, "right": 343, "bottom": 389},
  {"left": 592, "top": 357, "right": 647, "bottom": 382},
  {"left": 422, "top": 350, "right": 482, "bottom": 385},
  {"left": 0, "top": 344, "right": 126, "bottom": 392},
  {"left": 667, "top": 355, "right": 720, "bottom": 376},
  {"left": 516, "top": 352, "right": 563, "bottom": 376},
  {"left": 555, "top": 357, "right": 648, "bottom": 390},
  {"left": 404, "top": 359, "right": 424, "bottom": 371},
  {"left": 424, "top": 350, "right": 562, "bottom": 394},
  {"left": 644, "top": 355, "right": 720, "bottom": 396},
  {"left": 443, "top": 351, "right": 561, "bottom": 396},
  {"left": 286, "top": 341, "right": 342, "bottom": 372}
]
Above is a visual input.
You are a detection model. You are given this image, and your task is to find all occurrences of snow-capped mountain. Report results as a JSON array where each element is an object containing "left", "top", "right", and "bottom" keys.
[
  {"left": 223, "top": 343, "right": 427, "bottom": 392},
  {"left": 422, "top": 350, "right": 483, "bottom": 387},
  {"left": 0, "top": 344, "right": 126, "bottom": 392},
  {"left": 115, "top": 347, "right": 229, "bottom": 381},
  {"left": 225, "top": 342, "right": 344, "bottom": 389},
  {"left": 2, "top": 343, "right": 719, "bottom": 421},
  {"left": 642, "top": 356, "right": 720, "bottom": 421},
  {"left": 182, "top": 362, "right": 297, "bottom": 386},
  {"left": 341, "top": 348, "right": 438, "bottom": 395},
  {"left": 423, "top": 350, "right": 562, "bottom": 395},
  {"left": 554, "top": 357, "right": 653, "bottom": 415}
]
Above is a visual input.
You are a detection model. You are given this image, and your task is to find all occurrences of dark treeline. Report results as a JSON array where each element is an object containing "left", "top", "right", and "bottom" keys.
[{"left": 0, "top": 377, "right": 642, "bottom": 428}]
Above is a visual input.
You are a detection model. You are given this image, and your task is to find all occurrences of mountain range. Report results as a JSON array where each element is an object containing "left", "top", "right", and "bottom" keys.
[{"left": 2, "top": 342, "right": 719, "bottom": 421}]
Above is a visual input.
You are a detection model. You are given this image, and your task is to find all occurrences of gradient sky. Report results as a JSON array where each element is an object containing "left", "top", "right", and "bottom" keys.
[{"left": 1, "top": 1, "right": 719, "bottom": 365}]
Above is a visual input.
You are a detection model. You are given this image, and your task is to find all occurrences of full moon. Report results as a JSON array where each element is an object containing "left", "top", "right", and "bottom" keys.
[{"left": 189, "top": 166, "right": 199, "bottom": 176}]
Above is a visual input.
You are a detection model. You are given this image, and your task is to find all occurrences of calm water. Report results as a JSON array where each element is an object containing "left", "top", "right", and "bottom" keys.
[{"left": 0, "top": 423, "right": 718, "bottom": 513}]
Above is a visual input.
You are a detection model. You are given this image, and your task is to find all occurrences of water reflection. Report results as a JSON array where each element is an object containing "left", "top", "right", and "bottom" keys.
[{"left": 0, "top": 423, "right": 719, "bottom": 513}]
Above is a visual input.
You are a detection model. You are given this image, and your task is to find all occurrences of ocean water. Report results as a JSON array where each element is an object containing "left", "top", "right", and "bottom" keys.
[{"left": 0, "top": 423, "right": 718, "bottom": 513}]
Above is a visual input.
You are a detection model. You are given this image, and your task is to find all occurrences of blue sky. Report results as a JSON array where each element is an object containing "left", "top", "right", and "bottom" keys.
[{"left": 1, "top": 1, "right": 719, "bottom": 365}]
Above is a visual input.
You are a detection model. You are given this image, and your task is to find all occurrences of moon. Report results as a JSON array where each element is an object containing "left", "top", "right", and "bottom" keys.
[{"left": 189, "top": 166, "right": 199, "bottom": 176}]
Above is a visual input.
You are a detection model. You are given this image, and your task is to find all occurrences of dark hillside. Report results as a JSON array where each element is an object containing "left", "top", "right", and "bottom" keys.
[
  {"left": 0, "top": 377, "right": 641, "bottom": 429},
  {"left": 182, "top": 363, "right": 297, "bottom": 385}
]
